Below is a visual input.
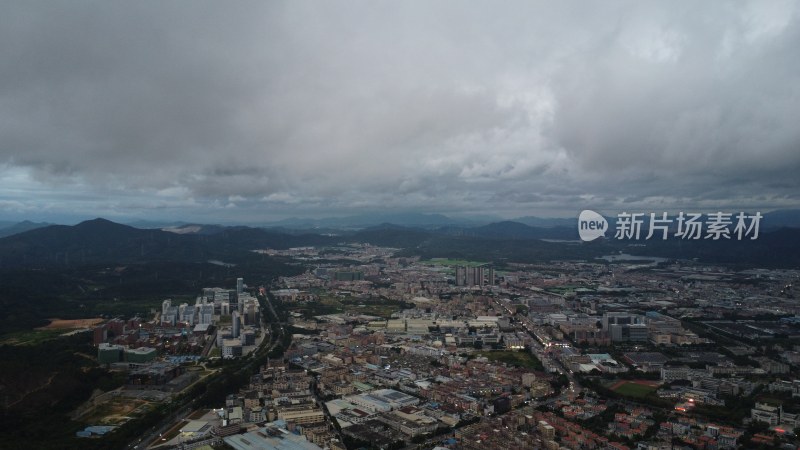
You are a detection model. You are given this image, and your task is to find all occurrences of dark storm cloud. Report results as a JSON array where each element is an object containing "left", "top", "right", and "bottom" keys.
[{"left": 0, "top": 1, "right": 798, "bottom": 222}]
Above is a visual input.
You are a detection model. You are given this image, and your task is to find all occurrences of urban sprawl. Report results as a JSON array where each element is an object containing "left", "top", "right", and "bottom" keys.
[{"left": 83, "top": 243, "right": 800, "bottom": 450}]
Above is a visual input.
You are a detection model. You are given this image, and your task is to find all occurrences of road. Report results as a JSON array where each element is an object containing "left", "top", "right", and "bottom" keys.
[
  {"left": 127, "top": 405, "right": 192, "bottom": 450},
  {"left": 200, "top": 330, "right": 217, "bottom": 358},
  {"left": 256, "top": 290, "right": 286, "bottom": 357},
  {"left": 492, "top": 297, "right": 581, "bottom": 391},
  {"left": 310, "top": 378, "right": 347, "bottom": 448}
]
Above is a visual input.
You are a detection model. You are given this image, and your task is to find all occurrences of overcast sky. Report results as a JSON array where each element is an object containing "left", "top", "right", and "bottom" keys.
[{"left": 1, "top": 1, "right": 799, "bottom": 224}]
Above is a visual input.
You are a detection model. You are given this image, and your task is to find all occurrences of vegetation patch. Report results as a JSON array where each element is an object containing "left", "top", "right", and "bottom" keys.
[
  {"left": 610, "top": 381, "right": 658, "bottom": 398},
  {"left": 423, "top": 258, "right": 487, "bottom": 267},
  {"left": 476, "top": 350, "right": 544, "bottom": 370},
  {"left": 340, "top": 297, "right": 410, "bottom": 319},
  {"left": 0, "top": 327, "right": 74, "bottom": 346},
  {"left": 287, "top": 295, "right": 410, "bottom": 320}
]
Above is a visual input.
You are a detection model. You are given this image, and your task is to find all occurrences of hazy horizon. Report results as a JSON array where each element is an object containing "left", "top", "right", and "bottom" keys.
[
  {"left": 1, "top": 207, "right": 798, "bottom": 229},
  {"left": 2, "top": 2, "right": 799, "bottom": 223}
]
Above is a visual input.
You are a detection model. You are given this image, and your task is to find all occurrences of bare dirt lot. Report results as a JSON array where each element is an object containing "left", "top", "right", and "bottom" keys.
[
  {"left": 36, "top": 317, "right": 104, "bottom": 330},
  {"left": 79, "top": 396, "right": 154, "bottom": 426}
]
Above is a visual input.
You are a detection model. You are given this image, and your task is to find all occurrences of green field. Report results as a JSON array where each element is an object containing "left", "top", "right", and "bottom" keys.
[
  {"left": 477, "top": 350, "right": 543, "bottom": 370},
  {"left": 424, "top": 258, "right": 487, "bottom": 267},
  {"left": 612, "top": 382, "right": 658, "bottom": 398},
  {"left": 286, "top": 295, "right": 408, "bottom": 320},
  {"left": 544, "top": 285, "right": 583, "bottom": 295},
  {"left": 0, "top": 328, "right": 72, "bottom": 346}
]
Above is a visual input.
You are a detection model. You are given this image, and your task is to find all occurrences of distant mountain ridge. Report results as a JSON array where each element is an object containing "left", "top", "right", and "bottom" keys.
[
  {"left": 510, "top": 216, "right": 578, "bottom": 228},
  {"left": 5, "top": 208, "right": 799, "bottom": 233},
  {"left": 161, "top": 223, "right": 229, "bottom": 235},
  {"left": 0, "top": 218, "right": 583, "bottom": 267},
  {"left": 0, "top": 218, "right": 194, "bottom": 266},
  {"left": 762, "top": 209, "right": 800, "bottom": 229},
  {"left": 0, "top": 220, "right": 52, "bottom": 238},
  {"left": 262, "top": 212, "right": 468, "bottom": 229},
  {"left": 0, "top": 218, "right": 337, "bottom": 267},
  {"left": 253, "top": 209, "right": 800, "bottom": 231},
  {"left": 2, "top": 211, "right": 800, "bottom": 268},
  {"left": 454, "top": 221, "right": 577, "bottom": 240}
]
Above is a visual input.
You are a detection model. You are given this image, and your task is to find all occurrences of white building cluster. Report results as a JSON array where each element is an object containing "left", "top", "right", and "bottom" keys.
[{"left": 159, "top": 277, "right": 262, "bottom": 359}]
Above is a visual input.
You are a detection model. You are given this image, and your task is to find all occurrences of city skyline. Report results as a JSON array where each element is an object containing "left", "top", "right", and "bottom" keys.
[{"left": 1, "top": 1, "right": 799, "bottom": 224}]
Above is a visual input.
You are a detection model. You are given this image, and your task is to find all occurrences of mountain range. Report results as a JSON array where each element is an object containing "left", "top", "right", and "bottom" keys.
[
  {"left": 259, "top": 209, "right": 800, "bottom": 231},
  {"left": 1, "top": 215, "right": 799, "bottom": 268},
  {"left": 0, "top": 220, "right": 51, "bottom": 238},
  {"left": 0, "top": 218, "right": 337, "bottom": 267},
  {"left": 2, "top": 209, "right": 798, "bottom": 239}
]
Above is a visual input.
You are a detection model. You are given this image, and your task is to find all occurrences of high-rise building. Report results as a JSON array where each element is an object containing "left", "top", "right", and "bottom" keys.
[
  {"left": 455, "top": 266, "right": 467, "bottom": 286},
  {"left": 603, "top": 312, "right": 647, "bottom": 342},
  {"left": 180, "top": 304, "right": 195, "bottom": 325},
  {"left": 162, "top": 299, "right": 172, "bottom": 316},
  {"left": 232, "top": 311, "right": 241, "bottom": 338},
  {"left": 455, "top": 265, "right": 494, "bottom": 287},
  {"left": 106, "top": 318, "right": 126, "bottom": 336},
  {"left": 97, "top": 343, "right": 124, "bottom": 364},
  {"left": 237, "top": 278, "right": 244, "bottom": 294},
  {"left": 246, "top": 303, "right": 257, "bottom": 326},
  {"left": 334, "top": 271, "right": 363, "bottom": 282},
  {"left": 240, "top": 331, "right": 256, "bottom": 346},
  {"left": 93, "top": 325, "right": 108, "bottom": 346},
  {"left": 466, "top": 268, "right": 476, "bottom": 286},
  {"left": 161, "top": 299, "right": 178, "bottom": 325},
  {"left": 199, "top": 304, "right": 214, "bottom": 325},
  {"left": 602, "top": 312, "right": 641, "bottom": 328}
]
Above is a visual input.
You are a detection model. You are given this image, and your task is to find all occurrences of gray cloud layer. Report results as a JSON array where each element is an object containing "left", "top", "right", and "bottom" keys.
[{"left": 1, "top": 1, "right": 799, "bottom": 222}]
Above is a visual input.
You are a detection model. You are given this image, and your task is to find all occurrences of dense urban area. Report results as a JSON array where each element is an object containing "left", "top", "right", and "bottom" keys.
[
  {"left": 11, "top": 238, "right": 798, "bottom": 450},
  {"left": 4, "top": 2, "right": 800, "bottom": 449}
]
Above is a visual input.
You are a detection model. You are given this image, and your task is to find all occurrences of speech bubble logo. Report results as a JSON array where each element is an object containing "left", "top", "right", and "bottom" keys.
[{"left": 578, "top": 210, "right": 608, "bottom": 241}]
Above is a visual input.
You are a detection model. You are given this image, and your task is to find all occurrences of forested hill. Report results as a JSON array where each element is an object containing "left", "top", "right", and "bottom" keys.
[
  {"left": 349, "top": 223, "right": 800, "bottom": 268},
  {"left": 0, "top": 218, "right": 336, "bottom": 267},
  {"left": 1, "top": 218, "right": 799, "bottom": 269}
]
